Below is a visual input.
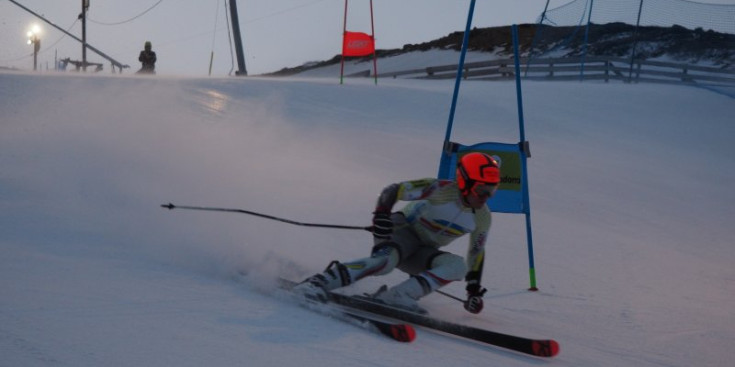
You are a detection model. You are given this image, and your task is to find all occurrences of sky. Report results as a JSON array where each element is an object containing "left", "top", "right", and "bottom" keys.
[
  {"left": 1, "top": 59, "right": 733, "bottom": 365},
  {"left": 2, "top": 0, "right": 732, "bottom": 76}
]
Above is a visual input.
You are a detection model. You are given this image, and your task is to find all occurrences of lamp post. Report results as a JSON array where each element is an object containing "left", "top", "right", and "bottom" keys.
[
  {"left": 79, "top": 0, "right": 89, "bottom": 71},
  {"left": 27, "top": 25, "right": 41, "bottom": 71}
]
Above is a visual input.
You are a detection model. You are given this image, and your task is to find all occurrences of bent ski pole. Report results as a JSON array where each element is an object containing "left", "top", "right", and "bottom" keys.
[{"left": 161, "top": 203, "right": 373, "bottom": 232}]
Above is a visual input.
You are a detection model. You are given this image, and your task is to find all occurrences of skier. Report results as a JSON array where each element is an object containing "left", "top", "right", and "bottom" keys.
[
  {"left": 137, "top": 41, "right": 157, "bottom": 74},
  {"left": 294, "top": 152, "right": 500, "bottom": 314}
]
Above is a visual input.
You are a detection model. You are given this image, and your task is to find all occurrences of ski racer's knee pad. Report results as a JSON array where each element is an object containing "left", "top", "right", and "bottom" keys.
[{"left": 428, "top": 253, "right": 468, "bottom": 281}]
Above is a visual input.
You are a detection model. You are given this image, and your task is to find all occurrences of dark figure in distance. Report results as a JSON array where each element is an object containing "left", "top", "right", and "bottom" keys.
[{"left": 137, "top": 41, "right": 156, "bottom": 74}]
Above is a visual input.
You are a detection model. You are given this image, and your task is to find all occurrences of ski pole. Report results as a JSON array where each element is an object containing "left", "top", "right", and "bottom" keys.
[
  {"left": 161, "top": 203, "right": 373, "bottom": 232},
  {"left": 436, "top": 290, "right": 466, "bottom": 304}
]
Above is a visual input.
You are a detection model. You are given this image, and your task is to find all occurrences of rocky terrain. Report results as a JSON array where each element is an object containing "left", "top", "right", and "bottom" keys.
[{"left": 270, "top": 23, "right": 734, "bottom": 76}]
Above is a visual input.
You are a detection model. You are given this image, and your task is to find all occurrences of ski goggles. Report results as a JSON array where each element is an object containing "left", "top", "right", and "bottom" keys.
[{"left": 470, "top": 182, "right": 498, "bottom": 198}]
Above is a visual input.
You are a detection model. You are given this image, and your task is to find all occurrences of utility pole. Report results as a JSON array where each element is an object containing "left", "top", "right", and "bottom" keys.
[
  {"left": 26, "top": 25, "right": 41, "bottom": 71},
  {"left": 33, "top": 36, "right": 40, "bottom": 71},
  {"left": 80, "top": 0, "right": 89, "bottom": 71},
  {"left": 228, "top": 0, "right": 247, "bottom": 76}
]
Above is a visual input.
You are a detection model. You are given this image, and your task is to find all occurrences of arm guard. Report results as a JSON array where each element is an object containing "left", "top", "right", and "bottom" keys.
[
  {"left": 465, "top": 252, "right": 485, "bottom": 293},
  {"left": 374, "top": 183, "right": 401, "bottom": 213}
]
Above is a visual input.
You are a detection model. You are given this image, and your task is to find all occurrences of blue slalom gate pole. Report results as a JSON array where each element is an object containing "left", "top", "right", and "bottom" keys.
[
  {"left": 442, "top": 0, "right": 475, "bottom": 145},
  {"left": 438, "top": 0, "right": 475, "bottom": 177},
  {"left": 512, "top": 24, "right": 538, "bottom": 291}
]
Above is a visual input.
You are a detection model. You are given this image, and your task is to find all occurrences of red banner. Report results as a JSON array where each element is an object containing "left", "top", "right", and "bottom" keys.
[{"left": 342, "top": 31, "right": 375, "bottom": 57}]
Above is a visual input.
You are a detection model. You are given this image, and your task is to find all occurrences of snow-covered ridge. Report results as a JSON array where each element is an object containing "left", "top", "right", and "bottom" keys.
[{"left": 271, "top": 24, "right": 734, "bottom": 77}]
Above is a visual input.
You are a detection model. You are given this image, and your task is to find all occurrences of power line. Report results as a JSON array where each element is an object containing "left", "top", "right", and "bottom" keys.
[
  {"left": 39, "top": 19, "right": 80, "bottom": 53},
  {"left": 87, "top": 0, "right": 164, "bottom": 26}
]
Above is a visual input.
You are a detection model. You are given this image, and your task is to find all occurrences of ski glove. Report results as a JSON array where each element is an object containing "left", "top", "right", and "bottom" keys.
[
  {"left": 464, "top": 283, "right": 487, "bottom": 314},
  {"left": 371, "top": 212, "right": 393, "bottom": 240}
]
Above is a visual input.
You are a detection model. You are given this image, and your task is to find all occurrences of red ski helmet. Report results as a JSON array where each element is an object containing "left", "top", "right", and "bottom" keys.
[{"left": 456, "top": 152, "right": 500, "bottom": 196}]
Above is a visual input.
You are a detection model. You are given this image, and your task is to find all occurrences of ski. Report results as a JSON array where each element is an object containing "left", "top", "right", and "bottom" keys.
[
  {"left": 342, "top": 311, "right": 416, "bottom": 343},
  {"left": 279, "top": 279, "right": 416, "bottom": 343},
  {"left": 280, "top": 278, "right": 558, "bottom": 357}
]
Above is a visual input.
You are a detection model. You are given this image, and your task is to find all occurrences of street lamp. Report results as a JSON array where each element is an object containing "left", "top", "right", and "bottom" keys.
[{"left": 27, "top": 24, "right": 41, "bottom": 71}]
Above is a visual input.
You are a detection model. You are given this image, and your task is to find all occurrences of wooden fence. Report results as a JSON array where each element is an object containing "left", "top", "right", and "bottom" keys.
[{"left": 370, "top": 56, "right": 735, "bottom": 86}]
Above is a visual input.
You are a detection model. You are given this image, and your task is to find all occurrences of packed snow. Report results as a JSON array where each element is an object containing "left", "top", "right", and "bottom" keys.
[{"left": 1, "top": 63, "right": 733, "bottom": 367}]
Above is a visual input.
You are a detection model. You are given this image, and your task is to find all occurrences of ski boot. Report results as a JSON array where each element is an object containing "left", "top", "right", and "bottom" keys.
[
  {"left": 370, "top": 276, "right": 429, "bottom": 314},
  {"left": 292, "top": 261, "right": 350, "bottom": 302}
]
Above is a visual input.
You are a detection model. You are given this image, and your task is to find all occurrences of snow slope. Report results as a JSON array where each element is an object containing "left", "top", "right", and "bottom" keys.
[{"left": 1, "top": 68, "right": 733, "bottom": 367}]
